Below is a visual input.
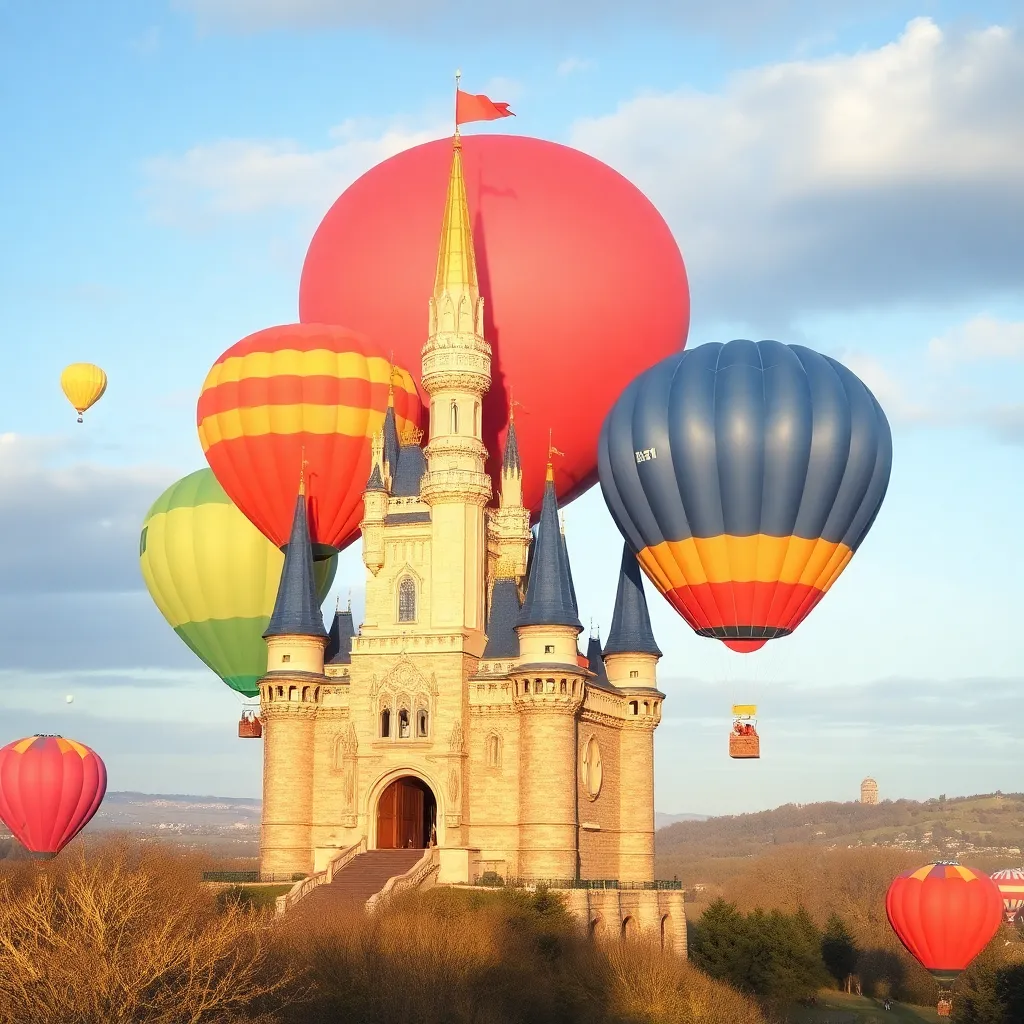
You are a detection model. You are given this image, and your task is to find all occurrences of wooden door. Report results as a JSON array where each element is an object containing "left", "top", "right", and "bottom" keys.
[
  {"left": 377, "top": 781, "right": 398, "bottom": 848},
  {"left": 399, "top": 782, "right": 424, "bottom": 849}
]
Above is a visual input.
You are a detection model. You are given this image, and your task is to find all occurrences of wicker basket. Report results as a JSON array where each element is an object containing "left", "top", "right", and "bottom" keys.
[
  {"left": 729, "top": 733, "right": 760, "bottom": 759},
  {"left": 238, "top": 714, "right": 263, "bottom": 739}
]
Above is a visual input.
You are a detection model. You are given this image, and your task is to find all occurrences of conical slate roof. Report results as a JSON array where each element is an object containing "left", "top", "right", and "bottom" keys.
[
  {"left": 517, "top": 473, "right": 582, "bottom": 631},
  {"left": 586, "top": 634, "right": 611, "bottom": 687},
  {"left": 483, "top": 578, "right": 522, "bottom": 658},
  {"left": 264, "top": 492, "right": 328, "bottom": 640},
  {"left": 603, "top": 543, "right": 661, "bottom": 657},
  {"left": 503, "top": 418, "right": 521, "bottom": 475},
  {"left": 326, "top": 605, "right": 355, "bottom": 664},
  {"left": 366, "top": 461, "right": 385, "bottom": 491},
  {"left": 382, "top": 405, "right": 400, "bottom": 480}
]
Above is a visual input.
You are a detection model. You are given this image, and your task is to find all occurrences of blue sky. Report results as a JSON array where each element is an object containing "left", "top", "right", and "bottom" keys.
[{"left": 1, "top": 0, "right": 1022, "bottom": 817}]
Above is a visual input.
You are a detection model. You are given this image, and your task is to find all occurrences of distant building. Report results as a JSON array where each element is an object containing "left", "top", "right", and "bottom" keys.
[{"left": 861, "top": 778, "right": 879, "bottom": 805}]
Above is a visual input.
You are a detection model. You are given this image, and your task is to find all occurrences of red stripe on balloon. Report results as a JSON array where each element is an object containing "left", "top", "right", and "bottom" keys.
[{"left": 661, "top": 581, "right": 827, "bottom": 634}]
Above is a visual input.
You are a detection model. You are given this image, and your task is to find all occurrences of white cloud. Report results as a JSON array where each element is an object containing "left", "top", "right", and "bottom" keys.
[
  {"left": 141, "top": 119, "right": 445, "bottom": 227},
  {"left": 557, "top": 57, "right": 594, "bottom": 77},
  {"left": 569, "top": 19, "right": 1024, "bottom": 321},
  {"left": 928, "top": 315, "right": 1024, "bottom": 364},
  {"left": 833, "top": 350, "right": 933, "bottom": 425}
]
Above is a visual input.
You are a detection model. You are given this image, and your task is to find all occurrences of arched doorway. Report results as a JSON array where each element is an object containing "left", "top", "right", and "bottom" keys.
[{"left": 376, "top": 776, "right": 437, "bottom": 849}]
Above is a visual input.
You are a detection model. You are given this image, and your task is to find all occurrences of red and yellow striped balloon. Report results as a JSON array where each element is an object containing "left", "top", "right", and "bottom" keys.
[
  {"left": 198, "top": 323, "right": 424, "bottom": 555},
  {"left": 0, "top": 735, "right": 107, "bottom": 859}
]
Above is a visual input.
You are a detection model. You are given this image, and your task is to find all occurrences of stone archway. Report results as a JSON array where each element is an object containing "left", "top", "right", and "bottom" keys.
[{"left": 375, "top": 775, "right": 437, "bottom": 850}]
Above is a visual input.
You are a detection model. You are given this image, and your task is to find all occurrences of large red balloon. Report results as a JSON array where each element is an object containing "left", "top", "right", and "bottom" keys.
[
  {"left": 886, "top": 862, "right": 1003, "bottom": 987},
  {"left": 299, "top": 134, "right": 689, "bottom": 517},
  {"left": 0, "top": 735, "right": 107, "bottom": 859}
]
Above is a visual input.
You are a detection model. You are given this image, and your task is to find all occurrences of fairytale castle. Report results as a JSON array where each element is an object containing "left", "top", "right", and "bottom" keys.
[{"left": 257, "top": 134, "right": 683, "bottom": 943}]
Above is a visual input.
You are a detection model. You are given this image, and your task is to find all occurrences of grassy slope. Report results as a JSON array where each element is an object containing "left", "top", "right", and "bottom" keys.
[{"left": 788, "top": 992, "right": 939, "bottom": 1023}]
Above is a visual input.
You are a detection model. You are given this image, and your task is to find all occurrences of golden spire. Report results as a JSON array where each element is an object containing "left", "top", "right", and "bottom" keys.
[
  {"left": 299, "top": 446, "right": 309, "bottom": 496},
  {"left": 433, "top": 132, "right": 479, "bottom": 304},
  {"left": 387, "top": 351, "right": 395, "bottom": 407}
]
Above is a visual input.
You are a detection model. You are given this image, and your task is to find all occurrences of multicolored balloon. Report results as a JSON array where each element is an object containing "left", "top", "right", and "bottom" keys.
[
  {"left": 139, "top": 468, "right": 337, "bottom": 697},
  {"left": 299, "top": 134, "right": 690, "bottom": 517},
  {"left": 60, "top": 362, "right": 107, "bottom": 423},
  {"left": 598, "top": 340, "right": 892, "bottom": 652},
  {"left": 197, "top": 323, "right": 423, "bottom": 558},
  {"left": 0, "top": 735, "right": 107, "bottom": 859},
  {"left": 886, "top": 862, "right": 1003, "bottom": 1014},
  {"left": 991, "top": 868, "right": 1024, "bottom": 923}
]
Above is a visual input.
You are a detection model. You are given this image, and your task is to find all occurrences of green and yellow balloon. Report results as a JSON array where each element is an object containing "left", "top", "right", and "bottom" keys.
[{"left": 140, "top": 469, "right": 337, "bottom": 697}]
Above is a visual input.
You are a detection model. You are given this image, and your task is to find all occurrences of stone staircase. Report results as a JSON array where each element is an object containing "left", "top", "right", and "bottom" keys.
[{"left": 283, "top": 849, "right": 425, "bottom": 925}]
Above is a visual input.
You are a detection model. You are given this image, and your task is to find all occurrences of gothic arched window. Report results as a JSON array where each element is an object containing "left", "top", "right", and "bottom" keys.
[
  {"left": 380, "top": 709, "right": 391, "bottom": 738},
  {"left": 417, "top": 709, "right": 429, "bottom": 737},
  {"left": 398, "top": 709, "right": 410, "bottom": 739},
  {"left": 450, "top": 400, "right": 459, "bottom": 434},
  {"left": 486, "top": 733, "right": 502, "bottom": 768},
  {"left": 398, "top": 577, "right": 416, "bottom": 622}
]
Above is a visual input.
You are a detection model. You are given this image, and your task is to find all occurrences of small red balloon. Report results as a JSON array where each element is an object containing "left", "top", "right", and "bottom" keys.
[
  {"left": 886, "top": 862, "right": 1003, "bottom": 986},
  {"left": 299, "top": 134, "right": 689, "bottom": 517},
  {"left": 0, "top": 735, "right": 107, "bottom": 859}
]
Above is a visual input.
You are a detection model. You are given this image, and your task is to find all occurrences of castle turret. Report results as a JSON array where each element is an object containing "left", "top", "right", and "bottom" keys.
[
  {"left": 603, "top": 542, "right": 663, "bottom": 881},
  {"left": 259, "top": 480, "right": 328, "bottom": 879},
  {"left": 487, "top": 408, "right": 531, "bottom": 588},
  {"left": 419, "top": 134, "right": 492, "bottom": 641},
  {"left": 513, "top": 460, "right": 585, "bottom": 879},
  {"left": 326, "top": 598, "right": 355, "bottom": 666},
  {"left": 585, "top": 630, "right": 610, "bottom": 688},
  {"left": 361, "top": 444, "right": 387, "bottom": 575}
]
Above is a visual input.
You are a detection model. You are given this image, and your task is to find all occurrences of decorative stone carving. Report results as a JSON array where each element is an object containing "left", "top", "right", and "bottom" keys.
[
  {"left": 447, "top": 767, "right": 460, "bottom": 803},
  {"left": 582, "top": 735, "right": 603, "bottom": 801},
  {"left": 449, "top": 721, "right": 465, "bottom": 755}
]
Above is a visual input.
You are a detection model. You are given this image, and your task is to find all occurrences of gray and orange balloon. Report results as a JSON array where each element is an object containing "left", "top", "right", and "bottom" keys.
[{"left": 598, "top": 340, "right": 892, "bottom": 652}]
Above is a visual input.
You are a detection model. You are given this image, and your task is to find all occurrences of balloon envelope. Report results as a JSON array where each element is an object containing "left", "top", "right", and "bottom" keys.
[
  {"left": 140, "top": 468, "right": 338, "bottom": 697},
  {"left": 198, "top": 323, "right": 422, "bottom": 555},
  {"left": 0, "top": 735, "right": 106, "bottom": 858},
  {"left": 60, "top": 363, "right": 107, "bottom": 421},
  {"left": 299, "top": 134, "right": 690, "bottom": 517},
  {"left": 886, "top": 863, "right": 1003, "bottom": 984},
  {"left": 991, "top": 868, "right": 1024, "bottom": 923},
  {"left": 598, "top": 340, "right": 892, "bottom": 652}
]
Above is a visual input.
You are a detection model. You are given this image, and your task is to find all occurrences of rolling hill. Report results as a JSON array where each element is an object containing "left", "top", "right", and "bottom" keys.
[{"left": 655, "top": 792, "right": 1024, "bottom": 865}]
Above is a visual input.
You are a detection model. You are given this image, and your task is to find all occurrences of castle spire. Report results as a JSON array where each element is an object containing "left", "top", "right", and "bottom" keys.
[
  {"left": 604, "top": 543, "right": 661, "bottom": 657},
  {"left": 264, "top": 488, "right": 328, "bottom": 640},
  {"left": 433, "top": 135, "right": 479, "bottom": 309}
]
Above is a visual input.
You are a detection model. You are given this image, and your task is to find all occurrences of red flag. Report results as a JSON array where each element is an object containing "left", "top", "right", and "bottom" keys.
[{"left": 456, "top": 90, "right": 515, "bottom": 126}]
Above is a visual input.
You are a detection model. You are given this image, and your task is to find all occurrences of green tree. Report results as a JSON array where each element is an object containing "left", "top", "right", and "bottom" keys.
[
  {"left": 690, "top": 899, "right": 752, "bottom": 989},
  {"left": 745, "top": 908, "right": 828, "bottom": 1004},
  {"left": 821, "top": 914, "right": 859, "bottom": 989}
]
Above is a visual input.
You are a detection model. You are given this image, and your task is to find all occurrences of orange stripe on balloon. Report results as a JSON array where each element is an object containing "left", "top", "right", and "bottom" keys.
[
  {"left": 637, "top": 535, "right": 853, "bottom": 591},
  {"left": 198, "top": 404, "right": 419, "bottom": 452},
  {"left": 12, "top": 736, "right": 37, "bottom": 754},
  {"left": 202, "top": 351, "right": 413, "bottom": 390}
]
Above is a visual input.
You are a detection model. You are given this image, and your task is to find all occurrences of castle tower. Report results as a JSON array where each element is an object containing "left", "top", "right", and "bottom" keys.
[
  {"left": 258, "top": 482, "right": 328, "bottom": 879},
  {"left": 513, "top": 461, "right": 585, "bottom": 879},
  {"left": 861, "top": 777, "right": 879, "bottom": 805},
  {"left": 603, "top": 542, "right": 663, "bottom": 882},
  {"left": 419, "top": 134, "right": 492, "bottom": 642}
]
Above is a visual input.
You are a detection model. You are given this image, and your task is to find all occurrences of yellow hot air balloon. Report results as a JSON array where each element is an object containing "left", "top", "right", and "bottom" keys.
[{"left": 60, "top": 363, "right": 107, "bottom": 423}]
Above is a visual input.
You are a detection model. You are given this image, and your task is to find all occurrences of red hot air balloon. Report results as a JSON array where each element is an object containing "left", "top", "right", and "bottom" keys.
[
  {"left": 0, "top": 735, "right": 107, "bottom": 859},
  {"left": 198, "top": 324, "right": 424, "bottom": 557},
  {"left": 299, "top": 134, "right": 690, "bottom": 518},
  {"left": 886, "top": 862, "right": 1003, "bottom": 1016},
  {"left": 991, "top": 868, "right": 1024, "bottom": 923}
]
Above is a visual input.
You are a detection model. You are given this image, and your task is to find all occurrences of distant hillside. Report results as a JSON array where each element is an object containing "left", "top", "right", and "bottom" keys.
[
  {"left": 655, "top": 812, "right": 709, "bottom": 829},
  {"left": 656, "top": 792, "right": 1024, "bottom": 864}
]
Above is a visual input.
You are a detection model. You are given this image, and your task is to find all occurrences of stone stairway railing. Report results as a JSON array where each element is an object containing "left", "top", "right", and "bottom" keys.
[
  {"left": 365, "top": 847, "right": 440, "bottom": 913},
  {"left": 275, "top": 838, "right": 367, "bottom": 916}
]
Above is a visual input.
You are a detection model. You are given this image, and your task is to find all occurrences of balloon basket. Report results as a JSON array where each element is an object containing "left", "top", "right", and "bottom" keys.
[
  {"left": 937, "top": 996, "right": 952, "bottom": 1017},
  {"left": 729, "top": 733, "right": 760, "bottom": 759}
]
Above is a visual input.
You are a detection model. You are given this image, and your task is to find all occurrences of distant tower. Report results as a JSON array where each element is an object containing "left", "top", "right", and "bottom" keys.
[
  {"left": 513, "top": 458, "right": 585, "bottom": 879},
  {"left": 603, "top": 542, "right": 664, "bottom": 881},
  {"left": 861, "top": 777, "right": 879, "bottom": 805},
  {"left": 258, "top": 480, "right": 329, "bottom": 879}
]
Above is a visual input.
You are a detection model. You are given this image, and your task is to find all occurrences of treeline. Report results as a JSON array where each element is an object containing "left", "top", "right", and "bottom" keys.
[
  {"left": 657, "top": 792, "right": 1024, "bottom": 860},
  {"left": 0, "top": 836, "right": 767, "bottom": 1024}
]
